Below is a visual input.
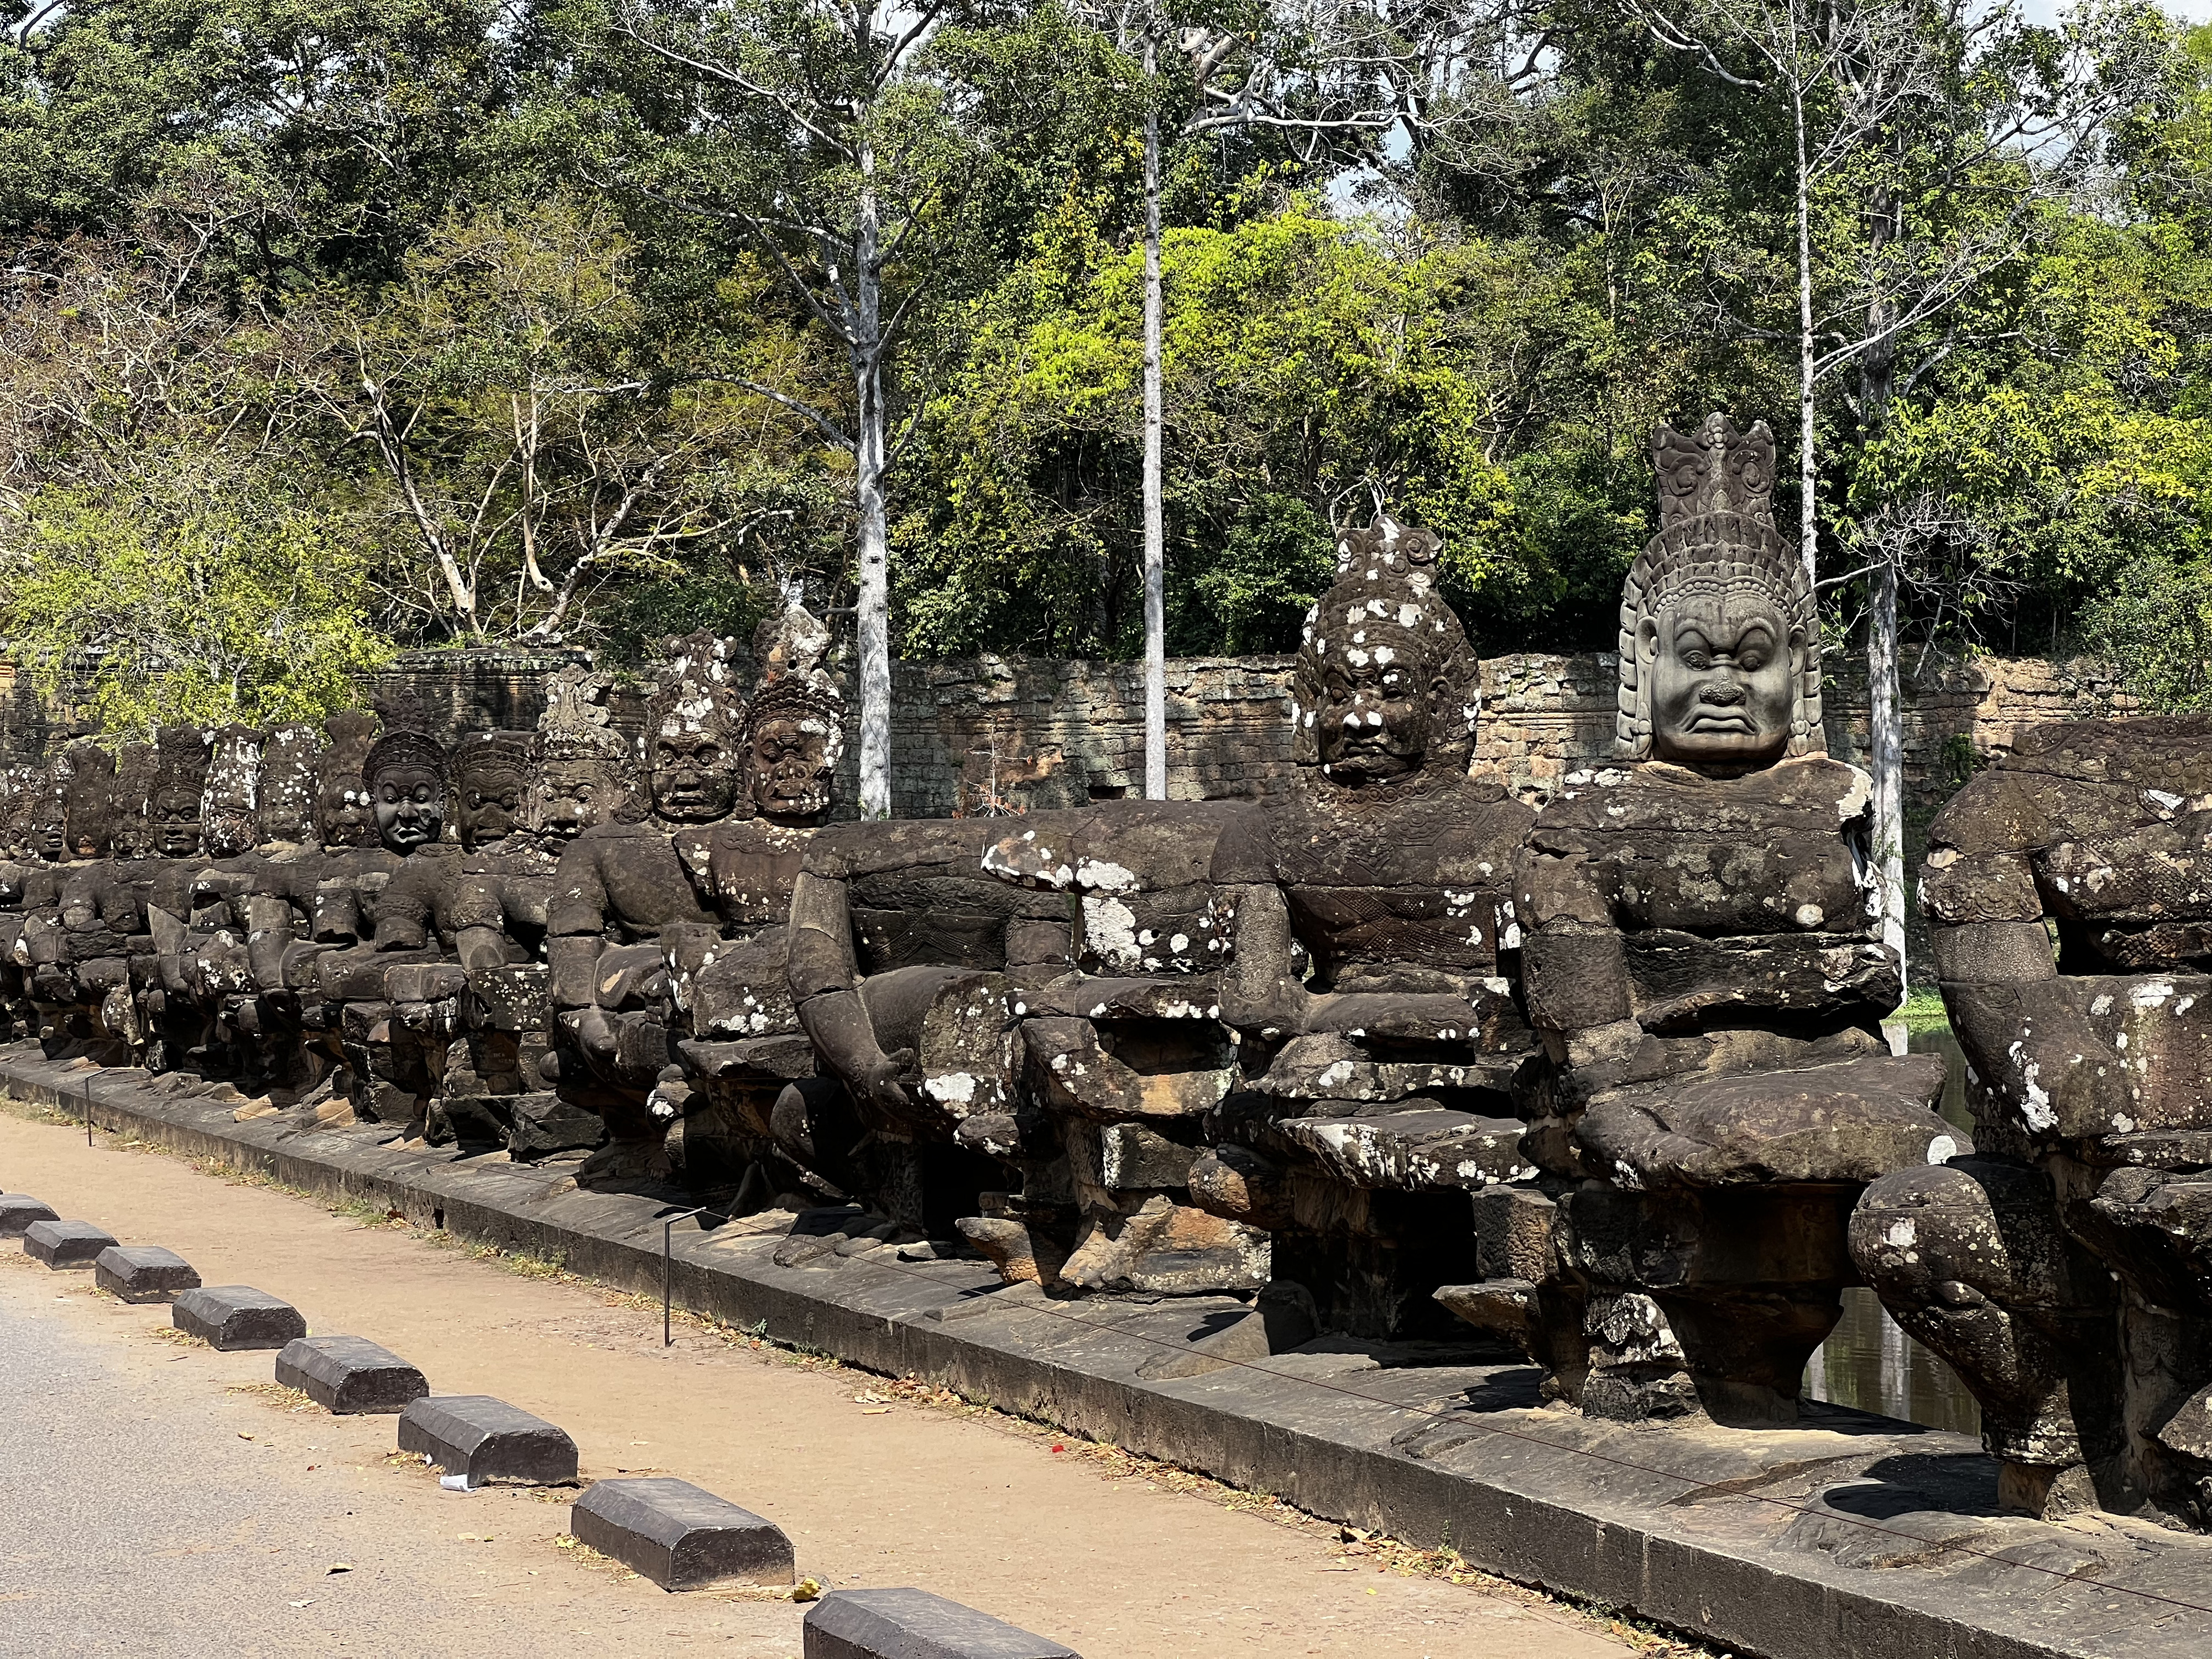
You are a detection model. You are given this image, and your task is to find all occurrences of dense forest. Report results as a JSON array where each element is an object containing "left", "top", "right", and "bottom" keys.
[{"left": 2, "top": 0, "right": 2209, "bottom": 739}]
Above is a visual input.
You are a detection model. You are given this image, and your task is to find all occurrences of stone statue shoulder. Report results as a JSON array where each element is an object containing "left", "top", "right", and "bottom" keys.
[
  {"left": 1533, "top": 754, "right": 1870, "bottom": 840},
  {"left": 1266, "top": 771, "right": 1522, "bottom": 888},
  {"left": 799, "top": 817, "right": 1001, "bottom": 882}
]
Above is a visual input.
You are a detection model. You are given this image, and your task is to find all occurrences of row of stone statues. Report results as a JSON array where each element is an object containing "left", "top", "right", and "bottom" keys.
[{"left": 7, "top": 414, "right": 2208, "bottom": 1536}]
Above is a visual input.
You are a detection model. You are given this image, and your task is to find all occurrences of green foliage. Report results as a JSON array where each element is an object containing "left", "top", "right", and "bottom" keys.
[
  {"left": 2079, "top": 555, "right": 2212, "bottom": 712},
  {"left": 901, "top": 204, "right": 1655, "bottom": 658},
  {"left": 2, "top": 479, "right": 393, "bottom": 732},
  {"left": 2, "top": 0, "right": 2211, "bottom": 735},
  {"left": 593, "top": 567, "right": 776, "bottom": 667}
]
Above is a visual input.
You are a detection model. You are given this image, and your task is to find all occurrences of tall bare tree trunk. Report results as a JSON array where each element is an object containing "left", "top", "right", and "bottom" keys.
[
  {"left": 1141, "top": 35, "right": 1167, "bottom": 801},
  {"left": 854, "top": 151, "right": 893, "bottom": 820},
  {"left": 1792, "top": 82, "right": 1818, "bottom": 591},
  {"left": 1869, "top": 558, "right": 1905, "bottom": 988},
  {"left": 1863, "top": 185, "right": 1906, "bottom": 1003}
]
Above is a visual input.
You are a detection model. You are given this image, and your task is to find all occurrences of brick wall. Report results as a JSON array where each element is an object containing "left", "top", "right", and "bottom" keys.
[
  {"left": 1471, "top": 650, "right": 2136, "bottom": 812},
  {"left": 17, "top": 644, "right": 2139, "bottom": 821},
  {"left": 811, "top": 649, "right": 2136, "bottom": 820}
]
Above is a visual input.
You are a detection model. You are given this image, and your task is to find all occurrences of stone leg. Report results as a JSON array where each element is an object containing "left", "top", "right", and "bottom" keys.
[
  {"left": 2076, "top": 1166, "right": 2212, "bottom": 1521},
  {"left": 340, "top": 1000, "right": 435, "bottom": 1131},
  {"left": 1553, "top": 1186, "right": 1857, "bottom": 1426},
  {"left": 1851, "top": 1159, "right": 2124, "bottom": 1515},
  {"left": 1005, "top": 1012, "right": 1262, "bottom": 1296}
]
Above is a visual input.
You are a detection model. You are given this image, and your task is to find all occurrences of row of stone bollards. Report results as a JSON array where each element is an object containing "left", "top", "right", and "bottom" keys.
[{"left": 2, "top": 1188, "right": 1081, "bottom": 1658}]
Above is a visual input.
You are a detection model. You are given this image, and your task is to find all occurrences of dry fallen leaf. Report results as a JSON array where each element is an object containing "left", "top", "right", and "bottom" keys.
[
  {"left": 327, "top": 1564, "right": 351, "bottom": 1574},
  {"left": 860, "top": 1407, "right": 890, "bottom": 1416},
  {"left": 238, "top": 1433, "right": 255, "bottom": 1442}
]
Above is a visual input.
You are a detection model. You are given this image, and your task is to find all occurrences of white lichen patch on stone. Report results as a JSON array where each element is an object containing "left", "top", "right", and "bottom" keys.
[{"left": 923, "top": 1072, "right": 977, "bottom": 1105}]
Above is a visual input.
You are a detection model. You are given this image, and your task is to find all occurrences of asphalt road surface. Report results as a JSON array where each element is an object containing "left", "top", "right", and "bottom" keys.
[
  {"left": 0, "top": 1259, "right": 802, "bottom": 1657},
  {"left": 0, "top": 1102, "right": 1649, "bottom": 1659}
]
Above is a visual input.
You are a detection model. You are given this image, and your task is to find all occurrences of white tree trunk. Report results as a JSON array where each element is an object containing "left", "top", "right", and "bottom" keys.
[
  {"left": 853, "top": 154, "right": 893, "bottom": 820},
  {"left": 1869, "top": 559, "right": 1906, "bottom": 997},
  {"left": 1862, "top": 180, "right": 1906, "bottom": 1005},
  {"left": 1141, "top": 36, "right": 1167, "bottom": 801},
  {"left": 1792, "top": 84, "right": 1818, "bottom": 589}
]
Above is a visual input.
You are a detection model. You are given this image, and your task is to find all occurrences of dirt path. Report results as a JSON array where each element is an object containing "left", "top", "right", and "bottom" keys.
[{"left": 0, "top": 1102, "right": 1658, "bottom": 1658}]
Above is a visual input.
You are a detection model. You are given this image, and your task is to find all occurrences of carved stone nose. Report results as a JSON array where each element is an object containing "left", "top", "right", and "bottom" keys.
[{"left": 1699, "top": 680, "right": 1746, "bottom": 706}]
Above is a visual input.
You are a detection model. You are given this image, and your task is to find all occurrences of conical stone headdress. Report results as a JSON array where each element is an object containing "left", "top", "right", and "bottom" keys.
[
  {"left": 1616, "top": 414, "right": 1822, "bottom": 761},
  {"left": 1290, "top": 516, "right": 1482, "bottom": 776},
  {"left": 746, "top": 603, "right": 844, "bottom": 762}
]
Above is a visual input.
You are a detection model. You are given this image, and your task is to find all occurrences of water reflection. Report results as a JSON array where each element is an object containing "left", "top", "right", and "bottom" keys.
[{"left": 1799, "top": 1025, "right": 1983, "bottom": 1436}]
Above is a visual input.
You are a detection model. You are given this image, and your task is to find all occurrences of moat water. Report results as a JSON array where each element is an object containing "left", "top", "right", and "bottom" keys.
[{"left": 1798, "top": 1026, "right": 1984, "bottom": 1436}]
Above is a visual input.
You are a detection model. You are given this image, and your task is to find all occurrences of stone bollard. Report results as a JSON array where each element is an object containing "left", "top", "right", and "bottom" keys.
[
  {"left": 803, "top": 1588, "right": 1079, "bottom": 1658},
  {"left": 569, "top": 1478, "right": 794, "bottom": 1591}
]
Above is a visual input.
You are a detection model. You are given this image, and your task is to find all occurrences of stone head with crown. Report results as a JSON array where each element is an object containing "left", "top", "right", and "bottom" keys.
[
  {"left": 363, "top": 697, "right": 447, "bottom": 855},
  {"left": 1290, "top": 517, "right": 1481, "bottom": 793},
  {"left": 531, "top": 664, "right": 639, "bottom": 840},
  {"left": 1619, "top": 414, "right": 1820, "bottom": 776},
  {"left": 645, "top": 630, "right": 747, "bottom": 825},
  {"left": 743, "top": 602, "right": 843, "bottom": 826}
]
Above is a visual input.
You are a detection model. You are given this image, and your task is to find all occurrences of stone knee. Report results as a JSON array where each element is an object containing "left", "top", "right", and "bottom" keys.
[{"left": 1851, "top": 1159, "right": 2122, "bottom": 1503}]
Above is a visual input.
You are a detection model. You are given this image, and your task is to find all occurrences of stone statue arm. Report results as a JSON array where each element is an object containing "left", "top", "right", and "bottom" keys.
[
  {"left": 1214, "top": 880, "right": 1314, "bottom": 1040},
  {"left": 1920, "top": 815, "right": 2129, "bottom": 1142},
  {"left": 547, "top": 837, "right": 612, "bottom": 942},
  {"left": 541, "top": 837, "right": 613, "bottom": 1020},
  {"left": 788, "top": 870, "right": 912, "bottom": 1113},
  {"left": 372, "top": 855, "right": 438, "bottom": 952},
  {"left": 1515, "top": 842, "right": 1642, "bottom": 1070},
  {"left": 421, "top": 862, "right": 535, "bottom": 977}
]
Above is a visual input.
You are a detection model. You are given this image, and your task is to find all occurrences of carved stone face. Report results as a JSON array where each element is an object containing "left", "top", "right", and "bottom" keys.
[
  {"left": 1313, "top": 625, "right": 1438, "bottom": 787},
  {"left": 747, "top": 713, "right": 833, "bottom": 825},
  {"left": 27, "top": 791, "right": 65, "bottom": 862},
  {"left": 1641, "top": 591, "right": 1797, "bottom": 773},
  {"left": 202, "top": 805, "right": 257, "bottom": 858},
  {"left": 533, "top": 755, "right": 627, "bottom": 840},
  {"left": 372, "top": 763, "right": 446, "bottom": 853},
  {"left": 651, "top": 728, "right": 738, "bottom": 823},
  {"left": 317, "top": 778, "right": 376, "bottom": 848},
  {"left": 453, "top": 745, "right": 531, "bottom": 849},
  {"left": 256, "top": 724, "right": 322, "bottom": 845},
  {"left": 154, "top": 788, "right": 204, "bottom": 857}
]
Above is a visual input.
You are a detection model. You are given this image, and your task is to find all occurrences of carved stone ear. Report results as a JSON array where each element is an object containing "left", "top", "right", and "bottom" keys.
[{"left": 1637, "top": 616, "right": 1661, "bottom": 662}]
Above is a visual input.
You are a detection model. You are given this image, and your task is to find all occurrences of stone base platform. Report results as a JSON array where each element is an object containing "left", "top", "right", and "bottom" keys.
[{"left": 7, "top": 1042, "right": 2208, "bottom": 1659}]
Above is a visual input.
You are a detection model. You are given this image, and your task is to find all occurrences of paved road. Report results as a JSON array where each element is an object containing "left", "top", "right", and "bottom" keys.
[
  {"left": 0, "top": 1104, "right": 1646, "bottom": 1659},
  {"left": 0, "top": 1260, "right": 802, "bottom": 1657}
]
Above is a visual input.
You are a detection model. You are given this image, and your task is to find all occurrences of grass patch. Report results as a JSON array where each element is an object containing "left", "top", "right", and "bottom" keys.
[
  {"left": 418, "top": 1227, "right": 585, "bottom": 1285},
  {"left": 227, "top": 1381, "right": 324, "bottom": 1415},
  {"left": 551, "top": 1533, "right": 640, "bottom": 1584},
  {"left": 1896, "top": 987, "right": 1952, "bottom": 1037},
  {"left": 0, "top": 1090, "right": 82, "bottom": 1129}
]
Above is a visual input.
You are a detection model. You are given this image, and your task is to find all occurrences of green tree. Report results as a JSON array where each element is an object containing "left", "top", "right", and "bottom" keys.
[
  {"left": 278, "top": 196, "right": 826, "bottom": 643},
  {"left": 2, "top": 476, "right": 393, "bottom": 731},
  {"left": 901, "top": 202, "right": 1612, "bottom": 658}
]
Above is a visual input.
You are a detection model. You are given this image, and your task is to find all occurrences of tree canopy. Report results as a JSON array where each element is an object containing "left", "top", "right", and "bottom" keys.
[{"left": 3, "top": 0, "right": 2209, "bottom": 728}]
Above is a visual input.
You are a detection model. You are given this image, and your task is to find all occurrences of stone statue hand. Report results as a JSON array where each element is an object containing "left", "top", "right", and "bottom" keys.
[
  {"left": 575, "top": 1004, "right": 619, "bottom": 1062},
  {"left": 863, "top": 1046, "right": 916, "bottom": 1113}
]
